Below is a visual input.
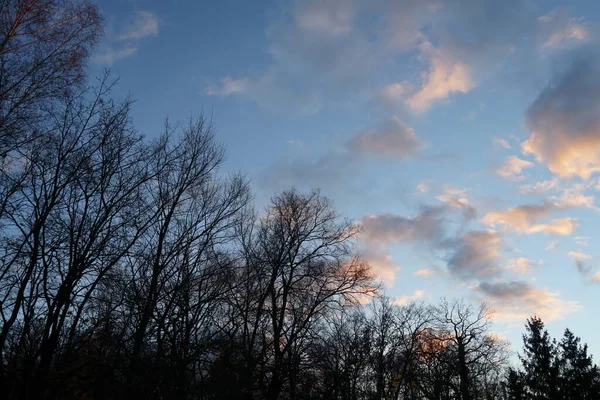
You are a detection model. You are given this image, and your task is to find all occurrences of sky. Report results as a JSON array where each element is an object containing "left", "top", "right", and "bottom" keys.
[{"left": 93, "top": 0, "right": 600, "bottom": 360}]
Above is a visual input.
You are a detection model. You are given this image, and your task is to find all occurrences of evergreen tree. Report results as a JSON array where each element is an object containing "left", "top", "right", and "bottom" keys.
[
  {"left": 557, "top": 329, "right": 600, "bottom": 400},
  {"left": 520, "top": 317, "right": 560, "bottom": 400}
]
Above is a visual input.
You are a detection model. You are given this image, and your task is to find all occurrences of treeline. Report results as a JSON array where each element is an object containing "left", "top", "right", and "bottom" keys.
[{"left": 1, "top": 1, "right": 599, "bottom": 399}]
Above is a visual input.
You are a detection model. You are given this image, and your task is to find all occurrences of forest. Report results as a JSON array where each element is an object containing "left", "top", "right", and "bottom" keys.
[{"left": 0, "top": 1, "right": 599, "bottom": 399}]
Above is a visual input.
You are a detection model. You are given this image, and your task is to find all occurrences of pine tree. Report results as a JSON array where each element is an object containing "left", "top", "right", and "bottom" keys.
[
  {"left": 520, "top": 317, "right": 560, "bottom": 400},
  {"left": 557, "top": 329, "right": 600, "bottom": 400}
]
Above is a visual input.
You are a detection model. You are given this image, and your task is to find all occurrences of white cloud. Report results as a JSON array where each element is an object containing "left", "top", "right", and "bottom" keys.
[
  {"left": 538, "top": 10, "right": 589, "bottom": 49},
  {"left": 519, "top": 179, "right": 558, "bottom": 195},
  {"left": 482, "top": 203, "right": 578, "bottom": 236},
  {"left": 394, "top": 289, "right": 426, "bottom": 305},
  {"left": 507, "top": 257, "right": 540, "bottom": 275},
  {"left": 493, "top": 137, "right": 512, "bottom": 149},
  {"left": 568, "top": 250, "right": 591, "bottom": 261},
  {"left": 414, "top": 268, "right": 436, "bottom": 277},
  {"left": 94, "top": 11, "right": 159, "bottom": 65},
  {"left": 436, "top": 186, "right": 476, "bottom": 219},
  {"left": 360, "top": 245, "right": 401, "bottom": 287},
  {"left": 119, "top": 11, "right": 159, "bottom": 40},
  {"left": 94, "top": 46, "right": 137, "bottom": 65},
  {"left": 496, "top": 156, "right": 534, "bottom": 181},
  {"left": 407, "top": 42, "right": 474, "bottom": 113},
  {"left": 549, "top": 184, "right": 597, "bottom": 209},
  {"left": 206, "top": 76, "right": 249, "bottom": 96}
]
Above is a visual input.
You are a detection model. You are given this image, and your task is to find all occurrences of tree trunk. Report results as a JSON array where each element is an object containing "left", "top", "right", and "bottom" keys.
[{"left": 457, "top": 339, "right": 471, "bottom": 400}]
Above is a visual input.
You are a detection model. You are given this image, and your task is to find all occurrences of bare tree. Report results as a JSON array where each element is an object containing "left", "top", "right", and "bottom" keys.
[
  {"left": 0, "top": 0, "right": 102, "bottom": 155},
  {"left": 227, "top": 189, "right": 377, "bottom": 400},
  {"left": 0, "top": 76, "right": 153, "bottom": 397},
  {"left": 123, "top": 117, "right": 250, "bottom": 397},
  {"left": 432, "top": 299, "right": 509, "bottom": 400}
]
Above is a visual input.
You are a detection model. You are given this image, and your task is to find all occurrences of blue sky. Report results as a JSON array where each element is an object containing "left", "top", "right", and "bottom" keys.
[{"left": 93, "top": 0, "right": 600, "bottom": 359}]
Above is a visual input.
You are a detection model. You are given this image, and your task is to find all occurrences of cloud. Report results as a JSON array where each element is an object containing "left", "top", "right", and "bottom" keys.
[
  {"left": 205, "top": 0, "right": 381, "bottom": 114},
  {"left": 379, "top": 82, "right": 411, "bottom": 108},
  {"left": 394, "top": 289, "right": 426, "bottom": 305},
  {"left": 474, "top": 281, "right": 581, "bottom": 322},
  {"left": 414, "top": 268, "right": 436, "bottom": 277},
  {"left": 568, "top": 250, "right": 598, "bottom": 281},
  {"left": 118, "top": 11, "right": 159, "bottom": 40},
  {"left": 359, "top": 245, "right": 401, "bottom": 287},
  {"left": 407, "top": 42, "right": 474, "bottom": 113},
  {"left": 493, "top": 137, "right": 512, "bottom": 150},
  {"left": 446, "top": 230, "right": 502, "bottom": 280},
  {"left": 548, "top": 184, "right": 597, "bottom": 209},
  {"left": 94, "top": 46, "right": 137, "bottom": 65},
  {"left": 481, "top": 202, "right": 578, "bottom": 236},
  {"left": 359, "top": 206, "right": 446, "bottom": 245},
  {"left": 496, "top": 156, "right": 534, "bottom": 181},
  {"left": 506, "top": 257, "right": 540, "bottom": 275},
  {"left": 522, "top": 54, "right": 600, "bottom": 179},
  {"left": 575, "top": 236, "right": 589, "bottom": 246},
  {"left": 538, "top": 10, "right": 589, "bottom": 49},
  {"left": 205, "top": 0, "right": 528, "bottom": 114},
  {"left": 568, "top": 250, "right": 591, "bottom": 261},
  {"left": 94, "top": 11, "right": 159, "bottom": 65},
  {"left": 295, "top": 0, "right": 354, "bottom": 37},
  {"left": 519, "top": 179, "right": 558, "bottom": 195},
  {"left": 592, "top": 272, "right": 600, "bottom": 284},
  {"left": 206, "top": 77, "right": 249, "bottom": 96},
  {"left": 259, "top": 116, "right": 421, "bottom": 190},
  {"left": 348, "top": 117, "right": 423, "bottom": 158},
  {"left": 436, "top": 186, "right": 477, "bottom": 219},
  {"left": 416, "top": 182, "right": 429, "bottom": 194}
]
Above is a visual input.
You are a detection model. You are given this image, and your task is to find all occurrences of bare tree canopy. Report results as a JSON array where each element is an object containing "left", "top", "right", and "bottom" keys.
[{"left": 0, "top": 0, "right": 102, "bottom": 154}]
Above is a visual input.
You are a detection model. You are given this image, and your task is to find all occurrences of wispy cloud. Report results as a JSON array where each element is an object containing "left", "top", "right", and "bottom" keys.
[
  {"left": 538, "top": 10, "right": 589, "bottom": 49},
  {"left": 474, "top": 280, "right": 581, "bottom": 322},
  {"left": 414, "top": 268, "right": 436, "bottom": 277},
  {"left": 519, "top": 179, "right": 558, "bottom": 195},
  {"left": 95, "top": 11, "right": 159, "bottom": 65},
  {"left": 259, "top": 116, "right": 422, "bottom": 190},
  {"left": 206, "top": 76, "right": 248, "bottom": 96},
  {"left": 407, "top": 42, "right": 474, "bottom": 113},
  {"left": 496, "top": 156, "right": 534, "bottom": 181},
  {"left": 93, "top": 46, "right": 137, "bottom": 65},
  {"left": 436, "top": 186, "right": 476, "bottom": 219},
  {"left": 118, "top": 11, "right": 159, "bottom": 40},
  {"left": 493, "top": 137, "right": 512, "bottom": 150},
  {"left": 482, "top": 202, "right": 578, "bottom": 236},
  {"left": 295, "top": 0, "right": 354, "bottom": 37},
  {"left": 416, "top": 182, "right": 429, "bottom": 194},
  {"left": 506, "top": 257, "right": 541, "bottom": 275},
  {"left": 394, "top": 289, "right": 426, "bottom": 305}
]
